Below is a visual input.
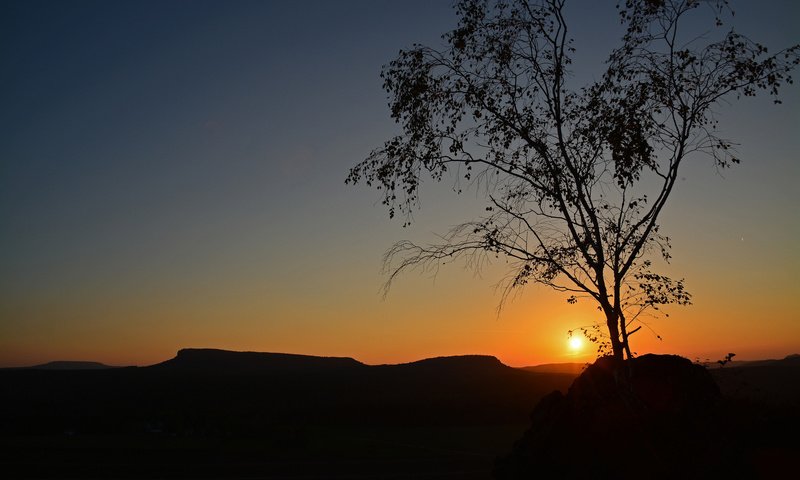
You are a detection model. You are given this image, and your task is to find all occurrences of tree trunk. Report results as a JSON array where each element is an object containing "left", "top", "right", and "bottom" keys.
[
  {"left": 620, "top": 312, "right": 633, "bottom": 360},
  {"left": 605, "top": 309, "right": 624, "bottom": 361}
]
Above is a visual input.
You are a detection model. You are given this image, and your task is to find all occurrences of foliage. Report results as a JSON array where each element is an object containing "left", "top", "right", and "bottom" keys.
[
  {"left": 717, "top": 352, "right": 736, "bottom": 368},
  {"left": 347, "top": 0, "right": 799, "bottom": 359}
]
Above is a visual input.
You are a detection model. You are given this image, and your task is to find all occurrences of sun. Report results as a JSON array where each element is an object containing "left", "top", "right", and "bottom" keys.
[{"left": 568, "top": 336, "right": 583, "bottom": 351}]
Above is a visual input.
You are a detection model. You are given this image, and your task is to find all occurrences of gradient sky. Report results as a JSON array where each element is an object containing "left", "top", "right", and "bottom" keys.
[{"left": 1, "top": 0, "right": 798, "bottom": 368}]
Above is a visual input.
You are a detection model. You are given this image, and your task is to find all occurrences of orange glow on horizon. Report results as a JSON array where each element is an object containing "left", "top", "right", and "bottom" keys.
[{"left": 4, "top": 265, "right": 795, "bottom": 370}]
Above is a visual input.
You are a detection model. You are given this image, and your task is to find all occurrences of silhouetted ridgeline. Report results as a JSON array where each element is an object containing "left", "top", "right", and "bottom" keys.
[
  {"left": 2, "top": 350, "right": 798, "bottom": 478},
  {"left": 153, "top": 348, "right": 366, "bottom": 373},
  {"left": 19, "top": 361, "right": 116, "bottom": 370},
  {"left": 710, "top": 353, "right": 800, "bottom": 406},
  {"left": 520, "top": 362, "right": 586, "bottom": 375},
  {"left": 0, "top": 349, "right": 576, "bottom": 437}
]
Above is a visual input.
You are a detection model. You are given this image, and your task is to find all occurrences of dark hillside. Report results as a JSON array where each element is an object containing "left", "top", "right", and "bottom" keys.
[
  {"left": 0, "top": 349, "right": 577, "bottom": 479},
  {"left": 497, "top": 354, "right": 800, "bottom": 479},
  {"left": 710, "top": 354, "right": 800, "bottom": 406},
  {"left": 0, "top": 349, "right": 575, "bottom": 435},
  {"left": 151, "top": 348, "right": 366, "bottom": 373},
  {"left": 29, "top": 361, "right": 116, "bottom": 370},
  {"left": 5, "top": 350, "right": 795, "bottom": 478},
  {"left": 520, "top": 362, "right": 586, "bottom": 375}
]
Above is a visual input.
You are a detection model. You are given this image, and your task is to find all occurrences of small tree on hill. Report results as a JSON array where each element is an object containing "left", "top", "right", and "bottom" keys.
[{"left": 347, "top": 0, "right": 798, "bottom": 360}]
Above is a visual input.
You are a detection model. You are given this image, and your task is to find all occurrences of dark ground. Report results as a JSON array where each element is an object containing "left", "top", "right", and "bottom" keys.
[
  {"left": 0, "top": 350, "right": 572, "bottom": 479},
  {"left": 1, "top": 349, "right": 797, "bottom": 479}
]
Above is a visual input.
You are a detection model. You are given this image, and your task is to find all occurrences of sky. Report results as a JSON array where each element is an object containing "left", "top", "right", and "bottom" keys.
[{"left": 1, "top": 0, "right": 798, "bottom": 368}]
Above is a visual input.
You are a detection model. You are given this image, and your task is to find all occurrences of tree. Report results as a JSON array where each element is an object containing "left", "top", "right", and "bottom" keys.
[{"left": 347, "top": 0, "right": 798, "bottom": 361}]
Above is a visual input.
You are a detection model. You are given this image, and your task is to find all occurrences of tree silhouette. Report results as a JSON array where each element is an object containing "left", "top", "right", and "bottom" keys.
[{"left": 347, "top": 0, "right": 798, "bottom": 360}]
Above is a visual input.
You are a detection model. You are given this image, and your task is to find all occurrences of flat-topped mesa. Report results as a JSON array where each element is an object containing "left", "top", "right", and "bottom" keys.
[
  {"left": 29, "top": 361, "right": 115, "bottom": 370},
  {"left": 151, "top": 348, "right": 365, "bottom": 373}
]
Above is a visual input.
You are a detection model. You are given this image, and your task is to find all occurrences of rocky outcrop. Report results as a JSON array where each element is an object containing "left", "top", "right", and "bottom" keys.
[{"left": 495, "top": 354, "right": 749, "bottom": 479}]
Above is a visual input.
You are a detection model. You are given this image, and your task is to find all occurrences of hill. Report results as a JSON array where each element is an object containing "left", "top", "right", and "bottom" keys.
[
  {"left": 699, "top": 353, "right": 800, "bottom": 369},
  {"left": 520, "top": 362, "right": 587, "bottom": 375},
  {"left": 151, "top": 347, "right": 366, "bottom": 373},
  {"left": 26, "top": 361, "right": 116, "bottom": 370},
  {"left": 709, "top": 354, "right": 800, "bottom": 406},
  {"left": 0, "top": 348, "right": 579, "bottom": 434},
  {"left": 2, "top": 349, "right": 797, "bottom": 478},
  {"left": 0, "top": 348, "right": 577, "bottom": 479},
  {"left": 497, "top": 354, "right": 800, "bottom": 479}
]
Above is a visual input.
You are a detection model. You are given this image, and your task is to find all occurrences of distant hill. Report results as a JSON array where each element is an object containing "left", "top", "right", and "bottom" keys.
[
  {"left": 709, "top": 353, "right": 800, "bottom": 405},
  {"left": 0, "top": 348, "right": 578, "bottom": 437},
  {"left": 702, "top": 353, "right": 800, "bottom": 369},
  {"left": 383, "top": 354, "right": 509, "bottom": 374},
  {"left": 27, "top": 361, "right": 116, "bottom": 370},
  {"left": 734, "top": 353, "right": 800, "bottom": 368},
  {"left": 521, "top": 362, "right": 587, "bottom": 375},
  {"left": 1, "top": 349, "right": 797, "bottom": 479},
  {"left": 150, "top": 348, "right": 365, "bottom": 373}
]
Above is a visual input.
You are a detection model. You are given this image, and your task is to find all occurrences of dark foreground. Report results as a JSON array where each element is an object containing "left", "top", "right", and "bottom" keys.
[
  {"left": 1, "top": 349, "right": 572, "bottom": 479},
  {"left": 496, "top": 354, "right": 800, "bottom": 479},
  {"left": 1, "top": 349, "right": 798, "bottom": 479},
  {"left": 2, "top": 426, "right": 521, "bottom": 479}
]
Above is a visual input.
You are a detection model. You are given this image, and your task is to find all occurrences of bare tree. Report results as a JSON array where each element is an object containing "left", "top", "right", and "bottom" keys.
[{"left": 347, "top": 0, "right": 798, "bottom": 360}]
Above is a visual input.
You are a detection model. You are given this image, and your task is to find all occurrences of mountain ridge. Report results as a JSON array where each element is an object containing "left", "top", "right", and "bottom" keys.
[
  {"left": 15, "top": 361, "right": 117, "bottom": 370},
  {"left": 7, "top": 349, "right": 800, "bottom": 372},
  {"left": 149, "top": 347, "right": 366, "bottom": 373}
]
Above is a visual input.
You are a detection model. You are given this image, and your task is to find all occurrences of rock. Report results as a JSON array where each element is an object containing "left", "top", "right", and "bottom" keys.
[{"left": 494, "top": 354, "right": 750, "bottom": 479}]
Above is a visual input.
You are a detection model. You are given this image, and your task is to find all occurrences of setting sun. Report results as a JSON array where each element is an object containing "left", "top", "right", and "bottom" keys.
[{"left": 568, "top": 336, "right": 583, "bottom": 351}]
